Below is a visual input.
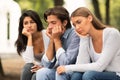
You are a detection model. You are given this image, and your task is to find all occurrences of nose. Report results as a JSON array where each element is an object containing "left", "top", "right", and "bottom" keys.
[
  {"left": 48, "top": 24, "right": 54, "bottom": 29},
  {"left": 27, "top": 23, "right": 32, "bottom": 28},
  {"left": 75, "top": 25, "right": 80, "bottom": 30}
]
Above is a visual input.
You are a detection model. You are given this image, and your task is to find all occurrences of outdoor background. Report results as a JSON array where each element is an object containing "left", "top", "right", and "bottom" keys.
[{"left": 0, "top": 0, "right": 120, "bottom": 80}]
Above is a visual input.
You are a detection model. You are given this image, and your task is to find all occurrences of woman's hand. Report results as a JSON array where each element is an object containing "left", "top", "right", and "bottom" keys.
[
  {"left": 31, "top": 64, "right": 43, "bottom": 73},
  {"left": 22, "top": 28, "right": 32, "bottom": 38},
  {"left": 57, "top": 66, "right": 65, "bottom": 74},
  {"left": 75, "top": 31, "right": 89, "bottom": 38}
]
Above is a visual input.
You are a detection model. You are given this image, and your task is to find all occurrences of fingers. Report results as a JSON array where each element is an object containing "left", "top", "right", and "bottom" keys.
[
  {"left": 31, "top": 65, "right": 43, "bottom": 73},
  {"left": 46, "top": 27, "right": 53, "bottom": 39},
  {"left": 57, "top": 66, "right": 65, "bottom": 74},
  {"left": 47, "top": 25, "right": 64, "bottom": 39},
  {"left": 22, "top": 28, "right": 31, "bottom": 37},
  {"left": 75, "top": 31, "right": 89, "bottom": 38},
  {"left": 52, "top": 25, "right": 63, "bottom": 37},
  {"left": 22, "top": 28, "right": 27, "bottom": 34},
  {"left": 52, "top": 25, "right": 62, "bottom": 33}
]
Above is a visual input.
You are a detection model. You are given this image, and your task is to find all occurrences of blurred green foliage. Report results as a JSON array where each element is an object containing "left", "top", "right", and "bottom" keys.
[
  {"left": 91, "top": 0, "right": 120, "bottom": 30},
  {"left": 14, "top": 0, "right": 120, "bottom": 30},
  {"left": 14, "top": 0, "right": 54, "bottom": 28},
  {"left": 110, "top": 0, "right": 120, "bottom": 30}
]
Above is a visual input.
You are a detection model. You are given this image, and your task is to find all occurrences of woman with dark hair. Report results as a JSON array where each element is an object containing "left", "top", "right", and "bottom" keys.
[
  {"left": 15, "top": 10, "right": 49, "bottom": 80},
  {"left": 57, "top": 7, "right": 120, "bottom": 80}
]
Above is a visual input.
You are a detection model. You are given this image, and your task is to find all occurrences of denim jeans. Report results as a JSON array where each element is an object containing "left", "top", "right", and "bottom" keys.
[
  {"left": 71, "top": 71, "right": 120, "bottom": 80},
  {"left": 36, "top": 68, "right": 55, "bottom": 80},
  {"left": 36, "top": 68, "right": 71, "bottom": 80},
  {"left": 56, "top": 72, "right": 72, "bottom": 80},
  {"left": 21, "top": 63, "right": 36, "bottom": 80}
]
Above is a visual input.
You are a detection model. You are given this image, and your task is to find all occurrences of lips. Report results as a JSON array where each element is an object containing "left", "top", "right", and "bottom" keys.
[
  {"left": 27, "top": 29, "right": 33, "bottom": 32},
  {"left": 76, "top": 29, "right": 82, "bottom": 34}
]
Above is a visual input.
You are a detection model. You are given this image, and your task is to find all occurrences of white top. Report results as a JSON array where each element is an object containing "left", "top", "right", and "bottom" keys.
[
  {"left": 65, "top": 28, "right": 120, "bottom": 76},
  {"left": 90, "top": 39, "right": 101, "bottom": 62},
  {"left": 21, "top": 30, "right": 49, "bottom": 65}
]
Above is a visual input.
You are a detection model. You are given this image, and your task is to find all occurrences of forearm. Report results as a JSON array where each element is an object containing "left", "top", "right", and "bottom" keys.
[
  {"left": 54, "top": 38, "right": 62, "bottom": 51},
  {"left": 46, "top": 39, "right": 54, "bottom": 61},
  {"left": 27, "top": 35, "right": 32, "bottom": 46},
  {"left": 56, "top": 35, "right": 80, "bottom": 65}
]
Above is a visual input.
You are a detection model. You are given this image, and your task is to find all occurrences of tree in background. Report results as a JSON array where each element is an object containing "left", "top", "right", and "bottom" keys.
[
  {"left": 15, "top": 0, "right": 54, "bottom": 27},
  {"left": 110, "top": 0, "right": 120, "bottom": 30},
  {"left": 53, "top": 0, "right": 64, "bottom": 6},
  {"left": 91, "top": 0, "right": 102, "bottom": 21},
  {"left": 91, "top": 0, "right": 110, "bottom": 25},
  {"left": 105, "top": 0, "right": 110, "bottom": 24}
]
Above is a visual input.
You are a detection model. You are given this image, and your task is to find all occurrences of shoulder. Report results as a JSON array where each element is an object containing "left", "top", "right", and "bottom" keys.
[
  {"left": 103, "top": 27, "right": 120, "bottom": 42},
  {"left": 104, "top": 27, "right": 120, "bottom": 36},
  {"left": 67, "top": 28, "right": 80, "bottom": 43},
  {"left": 41, "top": 29, "right": 47, "bottom": 36},
  {"left": 67, "top": 28, "right": 78, "bottom": 36},
  {"left": 66, "top": 28, "right": 79, "bottom": 39},
  {"left": 41, "top": 29, "right": 49, "bottom": 40},
  {"left": 104, "top": 27, "right": 119, "bottom": 33},
  {"left": 41, "top": 29, "right": 46, "bottom": 33}
]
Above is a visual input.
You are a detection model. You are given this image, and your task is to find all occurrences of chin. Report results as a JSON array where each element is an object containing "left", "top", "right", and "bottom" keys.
[{"left": 31, "top": 32, "right": 35, "bottom": 34}]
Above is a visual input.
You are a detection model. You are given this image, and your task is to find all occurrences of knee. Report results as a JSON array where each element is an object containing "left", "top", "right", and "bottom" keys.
[
  {"left": 56, "top": 71, "right": 71, "bottom": 80},
  {"left": 22, "top": 63, "right": 34, "bottom": 71},
  {"left": 36, "top": 68, "right": 55, "bottom": 80},
  {"left": 55, "top": 71, "right": 64, "bottom": 80},
  {"left": 21, "top": 63, "right": 34, "bottom": 74},
  {"left": 36, "top": 68, "right": 48, "bottom": 76},
  {"left": 82, "top": 71, "right": 97, "bottom": 80},
  {"left": 71, "top": 72, "right": 82, "bottom": 80},
  {"left": 31, "top": 73, "right": 36, "bottom": 80}
]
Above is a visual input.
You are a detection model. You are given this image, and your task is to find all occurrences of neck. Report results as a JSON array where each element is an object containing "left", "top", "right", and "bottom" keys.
[
  {"left": 89, "top": 27, "right": 103, "bottom": 41},
  {"left": 32, "top": 31, "right": 42, "bottom": 41}
]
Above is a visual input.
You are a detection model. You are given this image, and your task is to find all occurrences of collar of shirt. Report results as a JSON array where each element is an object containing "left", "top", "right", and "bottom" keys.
[{"left": 61, "top": 28, "right": 73, "bottom": 39}]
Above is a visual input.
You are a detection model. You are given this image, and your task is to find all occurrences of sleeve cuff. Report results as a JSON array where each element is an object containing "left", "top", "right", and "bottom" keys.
[
  {"left": 42, "top": 54, "right": 55, "bottom": 62},
  {"left": 65, "top": 65, "right": 73, "bottom": 73},
  {"left": 56, "top": 48, "right": 65, "bottom": 60}
]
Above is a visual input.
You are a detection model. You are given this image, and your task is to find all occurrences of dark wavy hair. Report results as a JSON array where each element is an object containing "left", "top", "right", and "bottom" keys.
[
  {"left": 44, "top": 6, "right": 72, "bottom": 29},
  {"left": 15, "top": 10, "right": 44, "bottom": 55}
]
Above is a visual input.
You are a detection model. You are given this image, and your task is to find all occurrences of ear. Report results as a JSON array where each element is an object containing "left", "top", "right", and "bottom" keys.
[
  {"left": 63, "top": 20, "right": 67, "bottom": 27},
  {"left": 88, "top": 15, "right": 93, "bottom": 22}
]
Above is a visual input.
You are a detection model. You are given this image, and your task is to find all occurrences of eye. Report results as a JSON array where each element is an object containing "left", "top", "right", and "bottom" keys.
[
  {"left": 30, "top": 20, "right": 35, "bottom": 23},
  {"left": 23, "top": 21, "right": 28, "bottom": 25},
  {"left": 51, "top": 21, "right": 56, "bottom": 24},
  {"left": 76, "top": 20, "right": 81, "bottom": 24}
]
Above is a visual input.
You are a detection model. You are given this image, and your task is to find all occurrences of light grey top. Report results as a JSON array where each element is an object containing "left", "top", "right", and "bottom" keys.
[
  {"left": 65, "top": 28, "right": 120, "bottom": 76},
  {"left": 21, "top": 30, "right": 49, "bottom": 65}
]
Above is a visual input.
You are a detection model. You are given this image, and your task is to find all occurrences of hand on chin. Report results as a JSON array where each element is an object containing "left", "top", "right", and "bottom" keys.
[{"left": 76, "top": 31, "right": 89, "bottom": 38}]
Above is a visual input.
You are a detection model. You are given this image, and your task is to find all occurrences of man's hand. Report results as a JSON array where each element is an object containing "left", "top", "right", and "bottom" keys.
[
  {"left": 52, "top": 25, "right": 64, "bottom": 39},
  {"left": 46, "top": 27, "right": 53, "bottom": 39}
]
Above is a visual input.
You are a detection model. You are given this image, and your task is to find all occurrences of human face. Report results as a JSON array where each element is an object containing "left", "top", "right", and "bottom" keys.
[
  {"left": 46, "top": 15, "right": 63, "bottom": 33},
  {"left": 23, "top": 16, "right": 37, "bottom": 34},
  {"left": 71, "top": 16, "right": 91, "bottom": 36}
]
